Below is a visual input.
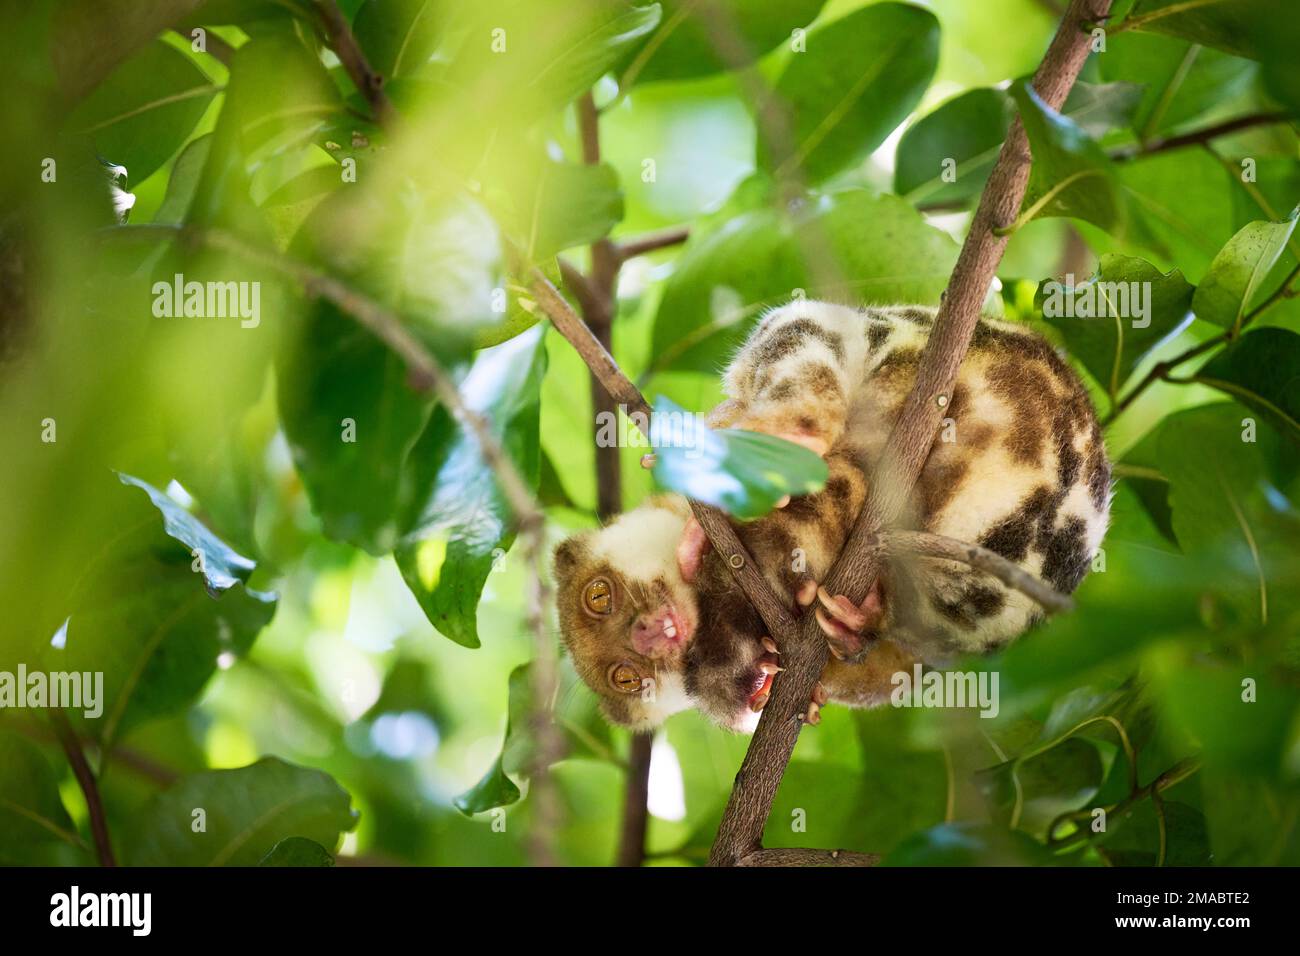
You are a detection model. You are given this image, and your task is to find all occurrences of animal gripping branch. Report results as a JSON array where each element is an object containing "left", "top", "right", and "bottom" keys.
[{"left": 706, "top": 0, "right": 1113, "bottom": 867}]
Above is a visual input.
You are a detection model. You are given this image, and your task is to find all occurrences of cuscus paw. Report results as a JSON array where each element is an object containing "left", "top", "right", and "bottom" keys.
[
  {"left": 801, "top": 681, "right": 830, "bottom": 726},
  {"left": 748, "top": 637, "right": 784, "bottom": 712},
  {"left": 813, "top": 579, "right": 885, "bottom": 663}
]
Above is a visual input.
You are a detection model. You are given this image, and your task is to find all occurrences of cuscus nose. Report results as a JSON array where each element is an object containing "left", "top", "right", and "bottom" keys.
[{"left": 630, "top": 608, "right": 683, "bottom": 658}]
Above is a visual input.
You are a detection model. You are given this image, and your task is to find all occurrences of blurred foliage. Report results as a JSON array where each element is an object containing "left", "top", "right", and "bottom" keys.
[{"left": 0, "top": 0, "right": 1297, "bottom": 869}]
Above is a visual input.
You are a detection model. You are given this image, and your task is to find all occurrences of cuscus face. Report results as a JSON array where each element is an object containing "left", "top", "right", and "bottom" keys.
[{"left": 552, "top": 499, "right": 701, "bottom": 729}]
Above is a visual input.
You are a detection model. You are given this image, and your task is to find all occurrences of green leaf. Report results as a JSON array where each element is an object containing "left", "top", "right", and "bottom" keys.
[
  {"left": 154, "top": 134, "right": 212, "bottom": 224},
  {"left": 395, "top": 325, "right": 547, "bottom": 647},
  {"left": 497, "top": 160, "right": 624, "bottom": 262},
  {"left": 116, "top": 472, "right": 256, "bottom": 592},
  {"left": 628, "top": 0, "right": 827, "bottom": 84},
  {"left": 1191, "top": 213, "right": 1299, "bottom": 333},
  {"left": 896, "top": 88, "right": 1015, "bottom": 205},
  {"left": 1098, "top": 799, "right": 1212, "bottom": 866},
  {"left": 258, "top": 836, "right": 336, "bottom": 867},
  {"left": 65, "top": 40, "right": 217, "bottom": 184},
  {"left": 454, "top": 753, "right": 521, "bottom": 815},
  {"left": 1124, "top": 0, "right": 1283, "bottom": 60},
  {"left": 0, "top": 731, "right": 83, "bottom": 865},
  {"left": 223, "top": 30, "right": 341, "bottom": 162},
  {"left": 1157, "top": 403, "right": 1283, "bottom": 621},
  {"left": 979, "top": 738, "right": 1106, "bottom": 840},
  {"left": 353, "top": 0, "right": 446, "bottom": 80},
  {"left": 55, "top": 474, "right": 276, "bottom": 745},
  {"left": 446, "top": 1, "right": 661, "bottom": 116},
  {"left": 896, "top": 81, "right": 1139, "bottom": 207},
  {"left": 762, "top": 3, "right": 939, "bottom": 182},
  {"left": 1010, "top": 82, "right": 1151, "bottom": 243},
  {"left": 279, "top": 186, "right": 504, "bottom": 553},
  {"left": 1034, "top": 254, "right": 1194, "bottom": 398},
  {"left": 649, "top": 396, "right": 828, "bottom": 519},
  {"left": 1196, "top": 327, "right": 1300, "bottom": 442},
  {"left": 454, "top": 660, "right": 613, "bottom": 816},
  {"left": 277, "top": 301, "right": 437, "bottom": 554},
  {"left": 124, "top": 758, "right": 358, "bottom": 866},
  {"left": 649, "top": 188, "right": 958, "bottom": 374},
  {"left": 1101, "top": 32, "right": 1257, "bottom": 139},
  {"left": 882, "top": 822, "right": 1055, "bottom": 866}
]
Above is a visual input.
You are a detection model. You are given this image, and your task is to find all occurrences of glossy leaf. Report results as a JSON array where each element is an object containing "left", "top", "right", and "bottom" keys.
[
  {"left": 1034, "top": 254, "right": 1194, "bottom": 398},
  {"left": 396, "top": 326, "right": 547, "bottom": 647},
  {"left": 125, "top": 758, "right": 358, "bottom": 866},
  {"left": 1196, "top": 327, "right": 1300, "bottom": 443},
  {"left": 882, "top": 822, "right": 1055, "bottom": 866},
  {"left": 1011, "top": 82, "right": 1152, "bottom": 244},
  {"left": 258, "top": 836, "right": 336, "bottom": 867},
  {"left": 629, "top": 0, "right": 826, "bottom": 83},
  {"left": 53, "top": 474, "right": 276, "bottom": 745},
  {"left": 65, "top": 40, "right": 217, "bottom": 184},
  {"left": 649, "top": 396, "right": 828, "bottom": 519},
  {"left": 650, "top": 188, "right": 958, "bottom": 374},
  {"left": 353, "top": 0, "right": 446, "bottom": 79},
  {"left": 1192, "top": 213, "right": 1299, "bottom": 333},
  {"left": 897, "top": 81, "right": 1139, "bottom": 207},
  {"left": 762, "top": 3, "right": 940, "bottom": 183}
]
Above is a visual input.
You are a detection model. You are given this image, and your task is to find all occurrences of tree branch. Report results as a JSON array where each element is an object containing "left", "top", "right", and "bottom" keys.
[
  {"left": 528, "top": 268, "right": 797, "bottom": 639},
  {"left": 314, "top": 0, "right": 395, "bottom": 125},
  {"left": 616, "top": 225, "right": 691, "bottom": 262},
  {"left": 50, "top": 710, "right": 116, "bottom": 867},
  {"left": 615, "top": 733, "right": 655, "bottom": 867},
  {"left": 706, "top": 0, "right": 1113, "bottom": 868},
  {"left": 1109, "top": 111, "right": 1294, "bottom": 162},
  {"left": 738, "top": 847, "right": 880, "bottom": 867}
]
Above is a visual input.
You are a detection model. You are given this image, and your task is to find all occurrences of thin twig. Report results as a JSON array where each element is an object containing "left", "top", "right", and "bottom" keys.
[
  {"left": 616, "top": 225, "right": 690, "bottom": 262},
  {"left": 314, "top": 0, "right": 394, "bottom": 125},
  {"left": 738, "top": 848, "right": 880, "bottom": 867},
  {"left": 1109, "top": 111, "right": 1293, "bottom": 162},
  {"left": 50, "top": 710, "right": 116, "bottom": 867}
]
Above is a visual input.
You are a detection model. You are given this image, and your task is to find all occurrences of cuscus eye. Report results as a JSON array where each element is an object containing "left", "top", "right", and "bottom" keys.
[
  {"left": 608, "top": 662, "right": 642, "bottom": 694},
  {"left": 583, "top": 577, "right": 613, "bottom": 616}
]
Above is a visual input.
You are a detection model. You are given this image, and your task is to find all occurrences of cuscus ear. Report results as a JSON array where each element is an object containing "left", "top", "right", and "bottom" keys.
[{"left": 552, "top": 531, "right": 591, "bottom": 578}]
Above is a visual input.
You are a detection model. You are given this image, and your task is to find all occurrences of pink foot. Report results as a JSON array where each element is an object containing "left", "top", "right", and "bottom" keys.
[{"left": 813, "top": 581, "right": 885, "bottom": 662}]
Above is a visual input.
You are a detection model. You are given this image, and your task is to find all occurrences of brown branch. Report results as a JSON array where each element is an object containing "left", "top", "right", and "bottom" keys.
[
  {"left": 314, "top": 0, "right": 395, "bottom": 125},
  {"left": 738, "top": 848, "right": 880, "bottom": 867},
  {"left": 529, "top": 267, "right": 797, "bottom": 639},
  {"left": 706, "top": 0, "right": 1113, "bottom": 868},
  {"left": 616, "top": 225, "right": 690, "bottom": 262},
  {"left": 50, "top": 710, "right": 116, "bottom": 867},
  {"left": 1109, "top": 111, "right": 1294, "bottom": 162},
  {"left": 615, "top": 733, "right": 654, "bottom": 867},
  {"left": 882, "top": 530, "right": 1074, "bottom": 614},
  {"left": 577, "top": 92, "right": 624, "bottom": 522}
]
